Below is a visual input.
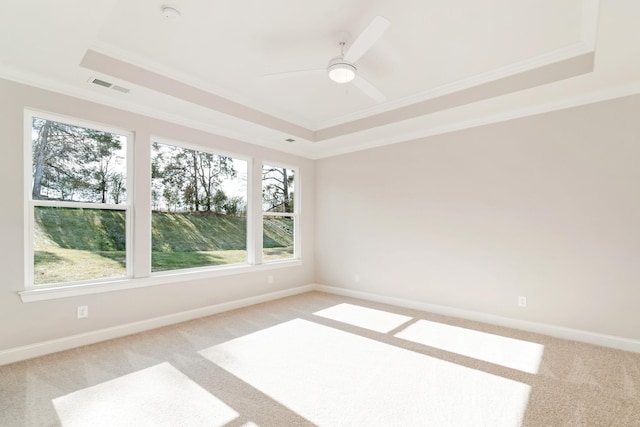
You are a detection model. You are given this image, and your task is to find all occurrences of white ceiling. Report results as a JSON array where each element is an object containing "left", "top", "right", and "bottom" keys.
[{"left": 1, "top": 0, "right": 639, "bottom": 159}]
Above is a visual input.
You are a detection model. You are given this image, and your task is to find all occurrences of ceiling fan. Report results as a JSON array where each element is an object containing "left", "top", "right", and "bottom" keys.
[{"left": 264, "top": 16, "right": 391, "bottom": 103}]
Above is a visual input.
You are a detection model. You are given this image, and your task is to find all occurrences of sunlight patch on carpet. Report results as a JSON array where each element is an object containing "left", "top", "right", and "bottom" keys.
[
  {"left": 395, "top": 319, "right": 544, "bottom": 374},
  {"left": 199, "top": 319, "right": 531, "bottom": 427},
  {"left": 52, "top": 362, "right": 238, "bottom": 427},
  {"left": 314, "top": 303, "right": 412, "bottom": 333}
]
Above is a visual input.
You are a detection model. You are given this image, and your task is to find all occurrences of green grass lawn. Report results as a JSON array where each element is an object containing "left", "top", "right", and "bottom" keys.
[
  {"left": 33, "top": 207, "right": 294, "bottom": 285},
  {"left": 263, "top": 246, "right": 294, "bottom": 261},
  {"left": 152, "top": 249, "right": 248, "bottom": 272},
  {"left": 34, "top": 243, "right": 126, "bottom": 285},
  {"left": 34, "top": 245, "right": 293, "bottom": 284}
]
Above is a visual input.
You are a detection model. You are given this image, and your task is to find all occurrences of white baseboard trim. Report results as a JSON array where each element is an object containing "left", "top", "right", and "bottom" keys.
[
  {"left": 0, "top": 284, "right": 315, "bottom": 366},
  {"left": 4, "top": 283, "right": 638, "bottom": 366},
  {"left": 314, "top": 284, "right": 640, "bottom": 354}
]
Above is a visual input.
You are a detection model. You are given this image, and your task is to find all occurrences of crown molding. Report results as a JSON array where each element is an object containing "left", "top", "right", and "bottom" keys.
[
  {"left": 89, "top": 0, "right": 600, "bottom": 136},
  {"left": 311, "top": 81, "right": 640, "bottom": 159},
  {"left": 4, "top": 62, "right": 639, "bottom": 162},
  {"left": 315, "top": 42, "right": 593, "bottom": 131},
  {"left": 0, "top": 65, "right": 316, "bottom": 159}
]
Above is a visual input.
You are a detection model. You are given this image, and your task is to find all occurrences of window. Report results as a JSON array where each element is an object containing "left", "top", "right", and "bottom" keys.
[
  {"left": 27, "top": 114, "right": 130, "bottom": 286},
  {"left": 262, "top": 164, "right": 298, "bottom": 261},
  {"left": 23, "top": 110, "right": 301, "bottom": 297},
  {"left": 151, "top": 141, "right": 248, "bottom": 272}
]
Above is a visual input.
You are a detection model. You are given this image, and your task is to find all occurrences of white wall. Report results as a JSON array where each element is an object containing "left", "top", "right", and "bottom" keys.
[
  {"left": 315, "top": 94, "right": 640, "bottom": 341},
  {"left": 0, "top": 78, "right": 315, "bottom": 352},
  {"left": 3, "top": 75, "right": 640, "bottom": 356}
]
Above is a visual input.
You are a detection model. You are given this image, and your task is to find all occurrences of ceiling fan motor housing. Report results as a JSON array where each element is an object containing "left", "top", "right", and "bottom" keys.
[{"left": 327, "top": 55, "right": 357, "bottom": 83}]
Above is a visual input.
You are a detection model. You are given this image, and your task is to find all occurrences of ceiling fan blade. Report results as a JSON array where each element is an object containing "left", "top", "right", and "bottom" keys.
[
  {"left": 344, "top": 16, "right": 390, "bottom": 63},
  {"left": 352, "top": 75, "right": 386, "bottom": 102},
  {"left": 264, "top": 68, "right": 325, "bottom": 80}
]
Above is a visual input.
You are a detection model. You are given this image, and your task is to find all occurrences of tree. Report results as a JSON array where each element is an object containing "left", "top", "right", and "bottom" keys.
[
  {"left": 224, "top": 196, "right": 245, "bottom": 216},
  {"left": 197, "top": 153, "right": 236, "bottom": 212},
  {"left": 32, "top": 118, "right": 84, "bottom": 200},
  {"left": 212, "top": 189, "right": 227, "bottom": 214},
  {"left": 151, "top": 143, "right": 238, "bottom": 213},
  {"left": 110, "top": 173, "right": 126, "bottom": 204},
  {"left": 153, "top": 143, "right": 184, "bottom": 211},
  {"left": 153, "top": 143, "right": 189, "bottom": 211},
  {"left": 31, "top": 119, "right": 51, "bottom": 199},
  {"left": 31, "top": 118, "right": 126, "bottom": 203},
  {"left": 84, "top": 130, "right": 124, "bottom": 203},
  {"left": 189, "top": 150, "right": 200, "bottom": 212},
  {"left": 262, "top": 167, "right": 294, "bottom": 213}
]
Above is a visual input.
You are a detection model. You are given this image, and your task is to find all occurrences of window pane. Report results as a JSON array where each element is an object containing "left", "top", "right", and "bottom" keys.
[
  {"left": 263, "top": 216, "right": 294, "bottom": 261},
  {"left": 31, "top": 118, "right": 127, "bottom": 204},
  {"left": 34, "top": 206, "right": 127, "bottom": 285},
  {"left": 262, "top": 165, "right": 294, "bottom": 213},
  {"left": 151, "top": 142, "right": 247, "bottom": 272}
]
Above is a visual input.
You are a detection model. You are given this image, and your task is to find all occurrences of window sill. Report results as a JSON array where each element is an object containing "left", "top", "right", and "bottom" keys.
[{"left": 19, "top": 260, "right": 303, "bottom": 302}]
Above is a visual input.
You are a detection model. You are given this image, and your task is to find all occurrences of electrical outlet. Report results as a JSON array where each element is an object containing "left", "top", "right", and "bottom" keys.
[
  {"left": 517, "top": 296, "right": 527, "bottom": 308},
  {"left": 354, "top": 274, "right": 360, "bottom": 283},
  {"left": 77, "top": 305, "right": 89, "bottom": 319},
  {"left": 267, "top": 275, "right": 274, "bottom": 284}
]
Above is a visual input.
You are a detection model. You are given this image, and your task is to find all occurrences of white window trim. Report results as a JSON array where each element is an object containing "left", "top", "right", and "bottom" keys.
[
  {"left": 20, "top": 111, "right": 304, "bottom": 302},
  {"left": 149, "top": 136, "right": 254, "bottom": 274},
  {"left": 261, "top": 161, "right": 301, "bottom": 261},
  {"left": 18, "top": 259, "right": 302, "bottom": 302},
  {"left": 24, "top": 109, "right": 134, "bottom": 289}
]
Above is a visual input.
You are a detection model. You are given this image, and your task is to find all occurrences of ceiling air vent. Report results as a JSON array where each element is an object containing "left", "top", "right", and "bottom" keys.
[
  {"left": 88, "top": 77, "right": 130, "bottom": 94},
  {"left": 90, "top": 77, "right": 112, "bottom": 88},
  {"left": 111, "top": 85, "right": 130, "bottom": 94}
]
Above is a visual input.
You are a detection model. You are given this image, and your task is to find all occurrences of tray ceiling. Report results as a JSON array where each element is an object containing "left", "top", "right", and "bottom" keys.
[{"left": 1, "top": 0, "right": 639, "bottom": 158}]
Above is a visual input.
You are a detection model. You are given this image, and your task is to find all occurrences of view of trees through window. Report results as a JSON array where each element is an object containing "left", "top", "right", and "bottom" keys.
[
  {"left": 28, "top": 114, "right": 301, "bottom": 287},
  {"left": 30, "top": 117, "right": 128, "bottom": 285},
  {"left": 151, "top": 142, "right": 249, "bottom": 271},
  {"left": 262, "top": 165, "right": 296, "bottom": 261}
]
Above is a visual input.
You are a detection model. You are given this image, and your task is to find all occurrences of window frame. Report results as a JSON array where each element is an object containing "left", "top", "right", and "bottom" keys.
[
  {"left": 24, "top": 109, "right": 134, "bottom": 289},
  {"left": 149, "top": 136, "right": 253, "bottom": 275},
  {"left": 261, "top": 161, "right": 301, "bottom": 263},
  {"left": 19, "top": 110, "right": 303, "bottom": 302}
]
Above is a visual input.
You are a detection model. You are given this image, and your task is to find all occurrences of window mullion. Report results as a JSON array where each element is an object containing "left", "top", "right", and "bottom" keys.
[
  {"left": 250, "top": 158, "right": 263, "bottom": 265},
  {"left": 132, "top": 130, "right": 151, "bottom": 279}
]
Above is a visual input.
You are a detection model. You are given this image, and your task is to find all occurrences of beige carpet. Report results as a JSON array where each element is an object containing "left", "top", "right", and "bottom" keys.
[{"left": 1, "top": 291, "right": 639, "bottom": 426}]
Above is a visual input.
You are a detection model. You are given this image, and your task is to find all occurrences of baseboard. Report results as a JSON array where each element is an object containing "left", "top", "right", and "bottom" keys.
[
  {"left": 0, "top": 284, "right": 315, "bottom": 366},
  {"left": 4, "top": 283, "right": 637, "bottom": 366},
  {"left": 314, "top": 284, "right": 640, "bottom": 354}
]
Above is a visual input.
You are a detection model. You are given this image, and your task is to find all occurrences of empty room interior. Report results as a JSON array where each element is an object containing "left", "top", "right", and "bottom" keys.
[{"left": 1, "top": 1, "right": 640, "bottom": 426}]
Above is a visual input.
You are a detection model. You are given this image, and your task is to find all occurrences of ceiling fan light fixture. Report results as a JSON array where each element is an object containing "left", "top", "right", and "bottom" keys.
[{"left": 327, "top": 56, "right": 356, "bottom": 83}]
